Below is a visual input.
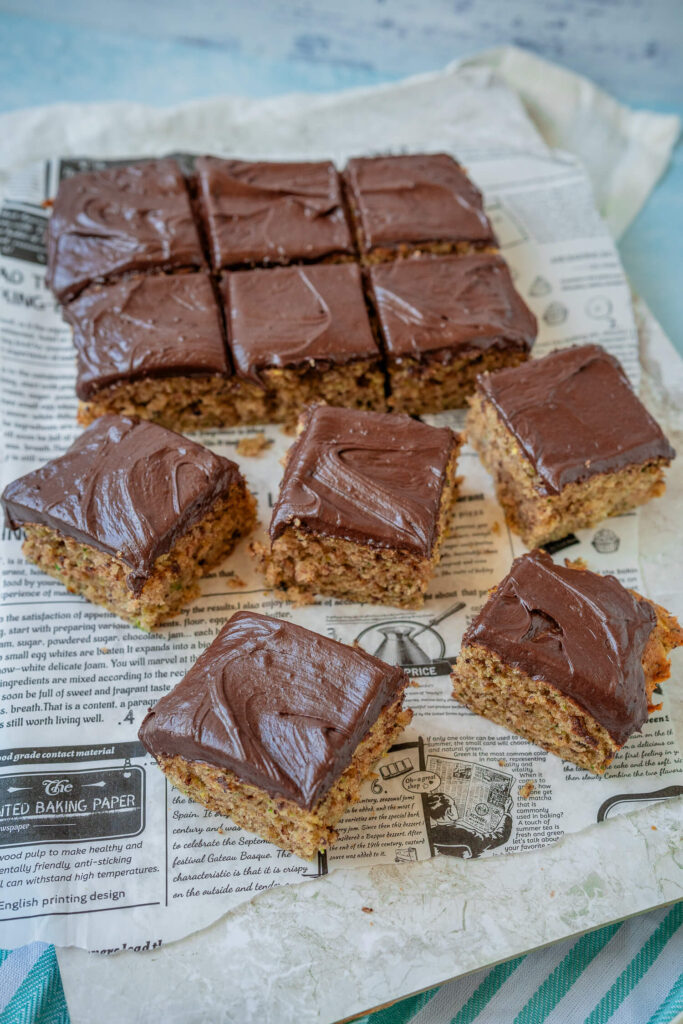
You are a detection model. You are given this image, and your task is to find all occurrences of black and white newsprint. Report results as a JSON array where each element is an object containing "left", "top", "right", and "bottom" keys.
[{"left": 1, "top": 140, "right": 682, "bottom": 950}]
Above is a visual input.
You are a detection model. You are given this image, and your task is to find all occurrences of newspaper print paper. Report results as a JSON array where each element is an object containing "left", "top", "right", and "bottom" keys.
[{"left": 1, "top": 142, "right": 681, "bottom": 951}]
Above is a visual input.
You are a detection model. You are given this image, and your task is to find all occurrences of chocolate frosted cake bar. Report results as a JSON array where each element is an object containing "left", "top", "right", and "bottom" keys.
[
  {"left": 368, "top": 253, "right": 537, "bottom": 414},
  {"left": 1, "top": 416, "right": 256, "bottom": 629},
  {"left": 139, "top": 611, "right": 413, "bottom": 859},
  {"left": 68, "top": 272, "right": 238, "bottom": 432},
  {"left": 466, "top": 344, "right": 676, "bottom": 547},
  {"left": 451, "top": 550, "right": 683, "bottom": 773},
  {"left": 254, "top": 405, "right": 461, "bottom": 608},
  {"left": 195, "top": 157, "right": 355, "bottom": 270},
  {"left": 343, "top": 153, "right": 497, "bottom": 263},
  {"left": 222, "top": 263, "right": 385, "bottom": 425},
  {"left": 46, "top": 159, "right": 205, "bottom": 303}
]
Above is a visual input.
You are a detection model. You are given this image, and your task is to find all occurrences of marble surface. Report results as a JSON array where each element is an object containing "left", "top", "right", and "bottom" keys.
[
  {"left": 0, "top": 1, "right": 681, "bottom": 355},
  {"left": 57, "top": 797, "right": 683, "bottom": 1024}
]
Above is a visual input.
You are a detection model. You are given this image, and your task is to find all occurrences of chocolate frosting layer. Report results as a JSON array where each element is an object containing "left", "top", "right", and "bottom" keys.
[
  {"left": 46, "top": 159, "right": 205, "bottom": 302},
  {"left": 463, "top": 549, "right": 657, "bottom": 745},
  {"left": 344, "top": 153, "right": 496, "bottom": 251},
  {"left": 478, "top": 344, "right": 676, "bottom": 495},
  {"left": 368, "top": 253, "right": 537, "bottom": 361},
  {"left": 224, "top": 263, "right": 380, "bottom": 382},
  {"left": 270, "top": 405, "right": 459, "bottom": 557},
  {"left": 1, "top": 415, "right": 243, "bottom": 594},
  {"left": 138, "top": 611, "right": 408, "bottom": 809},
  {"left": 196, "top": 157, "right": 354, "bottom": 269},
  {"left": 67, "top": 272, "right": 230, "bottom": 399}
]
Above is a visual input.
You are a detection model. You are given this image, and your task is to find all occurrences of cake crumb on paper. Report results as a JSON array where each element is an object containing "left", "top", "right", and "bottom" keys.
[
  {"left": 236, "top": 433, "right": 272, "bottom": 458},
  {"left": 520, "top": 781, "right": 535, "bottom": 799},
  {"left": 227, "top": 575, "right": 247, "bottom": 589}
]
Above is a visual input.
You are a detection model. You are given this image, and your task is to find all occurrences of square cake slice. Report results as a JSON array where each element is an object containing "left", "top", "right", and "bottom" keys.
[
  {"left": 139, "top": 611, "right": 413, "bottom": 859},
  {"left": 451, "top": 550, "right": 683, "bottom": 773},
  {"left": 254, "top": 405, "right": 462, "bottom": 608},
  {"left": 46, "top": 159, "right": 205, "bottom": 303},
  {"left": 195, "top": 157, "right": 355, "bottom": 270},
  {"left": 222, "top": 263, "right": 385, "bottom": 426},
  {"left": 343, "top": 153, "right": 497, "bottom": 262},
  {"left": 67, "top": 272, "right": 237, "bottom": 432},
  {"left": 1, "top": 416, "right": 256, "bottom": 629},
  {"left": 368, "top": 253, "right": 537, "bottom": 414},
  {"left": 466, "top": 344, "right": 676, "bottom": 548}
]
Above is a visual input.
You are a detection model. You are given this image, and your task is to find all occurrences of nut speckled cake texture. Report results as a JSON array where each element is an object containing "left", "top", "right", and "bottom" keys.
[
  {"left": 67, "top": 271, "right": 236, "bottom": 431},
  {"left": 466, "top": 343, "right": 676, "bottom": 547},
  {"left": 367, "top": 252, "right": 537, "bottom": 414},
  {"left": 451, "top": 550, "right": 683, "bottom": 773},
  {"left": 1, "top": 415, "right": 256, "bottom": 629},
  {"left": 254, "top": 404, "right": 462, "bottom": 608},
  {"left": 222, "top": 262, "right": 385, "bottom": 425},
  {"left": 138, "top": 611, "right": 413, "bottom": 859}
]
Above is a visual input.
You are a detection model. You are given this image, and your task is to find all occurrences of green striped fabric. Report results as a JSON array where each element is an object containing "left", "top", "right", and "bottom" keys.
[
  {"left": 0, "top": 944, "right": 69, "bottom": 1024},
  {"left": 359, "top": 902, "right": 683, "bottom": 1024},
  {"left": 0, "top": 904, "right": 680, "bottom": 1023}
]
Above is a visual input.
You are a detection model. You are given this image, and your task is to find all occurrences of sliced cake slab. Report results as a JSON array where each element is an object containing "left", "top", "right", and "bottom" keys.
[
  {"left": 1, "top": 415, "right": 256, "bottom": 629},
  {"left": 343, "top": 153, "right": 496, "bottom": 262},
  {"left": 68, "top": 272, "right": 235, "bottom": 431},
  {"left": 254, "top": 405, "right": 461, "bottom": 608},
  {"left": 139, "top": 611, "right": 413, "bottom": 859},
  {"left": 195, "top": 156, "right": 355, "bottom": 270},
  {"left": 451, "top": 550, "right": 683, "bottom": 773},
  {"left": 222, "top": 263, "right": 385, "bottom": 426},
  {"left": 368, "top": 253, "right": 536, "bottom": 414},
  {"left": 466, "top": 344, "right": 675, "bottom": 547}
]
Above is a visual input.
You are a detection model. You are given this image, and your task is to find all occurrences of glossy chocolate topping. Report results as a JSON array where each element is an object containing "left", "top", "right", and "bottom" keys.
[
  {"left": 224, "top": 263, "right": 380, "bottom": 382},
  {"left": 1, "top": 415, "right": 243, "bottom": 594},
  {"left": 270, "top": 405, "right": 459, "bottom": 557},
  {"left": 463, "top": 549, "right": 657, "bottom": 745},
  {"left": 67, "top": 272, "right": 230, "bottom": 399},
  {"left": 46, "top": 159, "right": 205, "bottom": 302},
  {"left": 368, "top": 253, "right": 537, "bottom": 361},
  {"left": 344, "top": 153, "right": 496, "bottom": 251},
  {"left": 138, "top": 611, "right": 408, "bottom": 809},
  {"left": 478, "top": 344, "right": 676, "bottom": 495},
  {"left": 196, "top": 157, "right": 354, "bottom": 269}
]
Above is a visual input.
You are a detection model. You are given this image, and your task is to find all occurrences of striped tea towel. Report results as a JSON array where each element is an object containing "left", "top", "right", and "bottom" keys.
[
  {"left": 361, "top": 902, "right": 682, "bottom": 1024},
  {"left": 0, "top": 903, "right": 680, "bottom": 1023}
]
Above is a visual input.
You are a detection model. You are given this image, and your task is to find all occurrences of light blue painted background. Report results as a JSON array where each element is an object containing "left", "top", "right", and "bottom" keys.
[{"left": 0, "top": 1, "right": 680, "bottom": 353}]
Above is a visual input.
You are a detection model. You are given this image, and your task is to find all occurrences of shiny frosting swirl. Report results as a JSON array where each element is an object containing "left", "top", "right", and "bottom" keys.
[
  {"left": 225, "top": 263, "right": 380, "bottom": 382},
  {"left": 138, "top": 611, "right": 409, "bottom": 809},
  {"left": 46, "top": 159, "right": 205, "bottom": 301},
  {"left": 464, "top": 549, "right": 657, "bottom": 745},
  {"left": 369, "top": 252, "right": 537, "bottom": 361},
  {"left": 477, "top": 344, "right": 676, "bottom": 495},
  {"left": 1, "top": 415, "right": 243, "bottom": 593},
  {"left": 344, "top": 153, "right": 496, "bottom": 250},
  {"left": 270, "top": 405, "right": 459, "bottom": 557},
  {"left": 196, "top": 156, "right": 354, "bottom": 268}
]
